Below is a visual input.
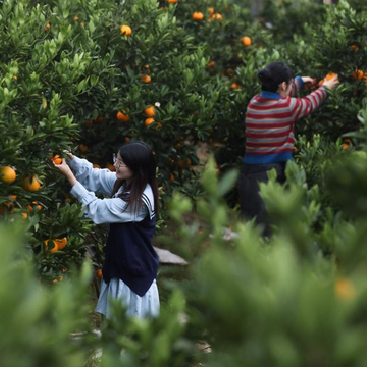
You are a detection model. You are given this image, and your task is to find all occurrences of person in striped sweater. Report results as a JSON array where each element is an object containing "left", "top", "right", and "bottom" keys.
[{"left": 240, "top": 61, "right": 338, "bottom": 237}]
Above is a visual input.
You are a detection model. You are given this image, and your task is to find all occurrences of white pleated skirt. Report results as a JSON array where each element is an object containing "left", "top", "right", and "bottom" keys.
[{"left": 95, "top": 278, "right": 160, "bottom": 319}]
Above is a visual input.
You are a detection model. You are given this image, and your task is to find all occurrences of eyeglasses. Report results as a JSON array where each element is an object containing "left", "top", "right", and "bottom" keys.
[{"left": 113, "top": 154, "right": 127, "bottom": 168}]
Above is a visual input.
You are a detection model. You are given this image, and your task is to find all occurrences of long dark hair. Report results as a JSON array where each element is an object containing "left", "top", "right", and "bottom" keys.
[
  {"left": 111, "top": 141, "right": 159, "bottom": 215},
  {"left": 258, "top": 61, "right": 294, "bottom": 93}
]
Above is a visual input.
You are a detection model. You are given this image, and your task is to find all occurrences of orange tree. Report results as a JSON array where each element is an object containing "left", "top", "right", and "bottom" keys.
[{"left": 1, "top": 0, "right": 367, "bottom": 279}]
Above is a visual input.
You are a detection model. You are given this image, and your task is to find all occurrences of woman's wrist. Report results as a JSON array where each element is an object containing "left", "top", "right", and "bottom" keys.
[{"left": 67, "top": 174, "right": 77, "bottom": 187}]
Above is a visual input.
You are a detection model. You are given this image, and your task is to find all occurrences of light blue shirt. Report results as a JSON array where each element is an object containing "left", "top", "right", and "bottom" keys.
[{"left": 68, "top": 156, "right": 154, "bottom": 224}]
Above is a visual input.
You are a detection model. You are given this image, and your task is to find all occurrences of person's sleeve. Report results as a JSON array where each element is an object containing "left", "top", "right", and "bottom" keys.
[
  {"left": 70, "top": 182, "right": 147, "bottom": 224},
  {"left": 68, "top": 156, "right": 116, "bottom": 196},
  {"left": 289, "top": 86, "right": 328, "bottom": 121},
  {"left": 288, "top": 76, "right": 304, "bottom": 97}
]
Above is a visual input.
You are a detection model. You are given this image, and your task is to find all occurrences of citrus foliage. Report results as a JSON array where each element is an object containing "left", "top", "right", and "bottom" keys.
[{"left": 0, "top": 0, "right": 367, "bottom": 284}]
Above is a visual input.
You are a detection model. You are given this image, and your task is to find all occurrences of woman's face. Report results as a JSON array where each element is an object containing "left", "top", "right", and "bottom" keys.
[{"left": 114, "top": 152, "right": 133, "bottom": 182}]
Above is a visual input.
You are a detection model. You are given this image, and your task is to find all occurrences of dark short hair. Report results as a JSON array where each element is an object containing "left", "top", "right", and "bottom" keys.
[{"left": 258, "top": 62, "right": 294, "bottom": 93}]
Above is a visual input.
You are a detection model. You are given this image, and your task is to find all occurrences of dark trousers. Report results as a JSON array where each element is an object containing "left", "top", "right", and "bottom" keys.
[{"left": 239, "top": 162, "right": 286, "bottom": 237}]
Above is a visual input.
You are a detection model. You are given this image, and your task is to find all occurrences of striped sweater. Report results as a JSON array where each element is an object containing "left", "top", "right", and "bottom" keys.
[{"left": 244, "top": 76, "right": 328, "bottom": 164}]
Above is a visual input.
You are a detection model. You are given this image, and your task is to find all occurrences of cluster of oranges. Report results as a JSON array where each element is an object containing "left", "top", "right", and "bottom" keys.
[
  {"left": 0, "top": 166, "right": 42, "bottom": 192},
  {"left": 44, "top": 237, "right": 68, "bottom": 253},
  {"left": 192, "top": 8, "right": 223, "bottom": 21}
]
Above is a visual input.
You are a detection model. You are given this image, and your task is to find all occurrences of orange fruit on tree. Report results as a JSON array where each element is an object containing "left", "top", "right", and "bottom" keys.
[
  {"left": 95, "top": 116, "right": 104, "bottom": 123},
  {"left": 169, "top": 173, "right": 175, "bottom": 183},
  {"left": 141, "top": 74, "right": 152, "bottom": 83},
  {"left": 54, "top": 237, "right": 68, "bottom": 250},
  {"left": 97, "top": 268, "right": 103, "bottom": 280},
  {"left": 168, "top": 0, "right": 178, "bottom": 3},
  {"left": 120, "top": 25, "right": 132, "bottom": 36},
  {"left": 0, "top": 166, "right": 16, "bottom": 184},
  {"left": 350, "top": 44, "right": 359, "bottom": 51},
  {"left": 26, "top": 201, "right": 42, "bottom": 211},
  {"left": 106, "top": 163, "right": 115, "bottom": 171},
  {"left": 22, "top": 175, "right": 41, "bottom": 192},
  {"left": 51, "top": 154, "right": 62, "bottom": 165},
  {"left": 325, "top": 72, "right": 338, "bottom": 81},
  {"left": 335, "top": 277, "right": 356, "bottom": 301},
  {"left": 231, "top": 83, "right": 241, "bottom": 89},
  {"left": 44, "top": 239, "right": 58, "bottom": 253},
  {"left": 45, "top": 22, "right": 51, "bottom": 31},
  {"left": 117, "top": 110, "right": 129, "bottom": 121},
  {"left": 352, "top": 69, "right": 364, "bottom": 80},
  {"left": 344, "top": 138, "right": 352, "bottom": 144},
  {"left": 145, "top": 117, "right": 155, "bottom": 126},
  {"left": 144, "top": 105, "right": 156, "bottom": 116},
  {"left": 21, "top": 212, "right": 28, "bottom": 219},
  {"left": 242, "top": 36, "right": 252, "bottom": 47},
  {"left": 177, "top": 159, "right": 184, "bottom": 169},
  {"left": 0, "top": 201, "right": 14, "bottom": 215},
  {"left": 73, "top": 15, "right": 79, "bottom": 21},
  {"left": 79, "top": 144, "right": 89, "bottom": 153},
  {"left": 207, "top": 61, "right": 216, "bottom": 69},
  {"left": 208, "top": 7, "right": 215, "bottom": 15},
  {"left": 193, "top": 12, "right": 204, "bottom": 20},
  {"left": 209, "top": 13, "right": 222, "bottom": 21},
  {"left": 343, "top": 144, "right": 350, "bottom": 150}
]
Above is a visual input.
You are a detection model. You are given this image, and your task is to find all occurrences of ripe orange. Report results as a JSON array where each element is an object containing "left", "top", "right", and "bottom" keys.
[
  {"left": 13, "top": 75, "right": 17, "bottom": 80},
  {"left": 117, "top": 110, "right": 129, "bottom": 121},
  {"left": 145, "top": 117, "right": 155, "bottom": 126},
  {"left": 207, "top": 61, "right": 216, "bottom": 69},
  {"left": 79, "top": 144, "right": 89, "bottom": 153},
  {"left": 242, "top": 36, "right": 252, "bottom": 47},
  {"left": 169, "top": 173, "right": 175, "bottom": 182},
  {"left": 350, "top": 44, "right": 359, "bottom": 51},
  {"left": 193, "top": 12, "right": 204, "bottom": 20},
  {"left": 106, "top": 163, "right": 115, "bottom": 171},
  {"left": 231, "top": 83, "right": 241, "bottom": 89},
  {"left": 9, "top": 194, "right": 17, "bottom": 201},
  {"left": 97, "top": 268, "right": 103, "bottom": 280},
  {"left": 168, "top": 0, "right": 178, "bottom": 3},
  {"left": 335, "top": 277, "right": 356, "bottom": 301},
  {"left": 343, "top": 144, "right": 350, "bottom": 150},
  {"left": 120, "top": 25, "right": 132, "bottom": 36},
  {"left": 21, "top": 212, "right": 28, "bottom": 219},
  {"left": 209, "top": 13, "right": 222, "bottom": 21},
  {"left": 177, "top": 159, "right": 184, "bottom": 169},
  {"left": 325, "top": 72, "right": 338, "bottom": 81},
  {"left": 344, "top": 138, "right": 352, "bottom": 144},
  {"left": 55, "top": 237, "right": 68, "bottom": 250},
  {"left": 144, "top": 105, "right": 156, "bottom": 116},
  {"left": 51, "top": 154, "right": 62, "bottom": 165},
  {"left": 73, "top": 15, "right": 79, "bottom": 21},
  {"left": 141, "top": 74, "right": 152, "bottom": 83},
  {"left": 0, "top": 166, "right": 16, "bottom": 184},
  {"left": 208, "top": 7, "right": 215, "bottom": 15},
  {"left": 0, "top": 201, "right": 14, "bottom": 215},
  {"left": 352, "top": 69, "right": 364, "bottom": 80},
  {"left": 26, "top": 201, "right": 42, "bottom": 211},
  {"left": 45, "top": 22, "right": 51, "bottom": 31},
  {"left": 22, "top": 175, "right": 42, "bottom": 192},
  {"left": 44, "top": 239, "right": 58, "bottom": 253}
]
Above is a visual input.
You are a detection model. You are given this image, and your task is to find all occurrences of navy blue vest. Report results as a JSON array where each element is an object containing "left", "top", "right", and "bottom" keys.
[{"left": 102, "top": 214, "right": 159, "bottom": 296}]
